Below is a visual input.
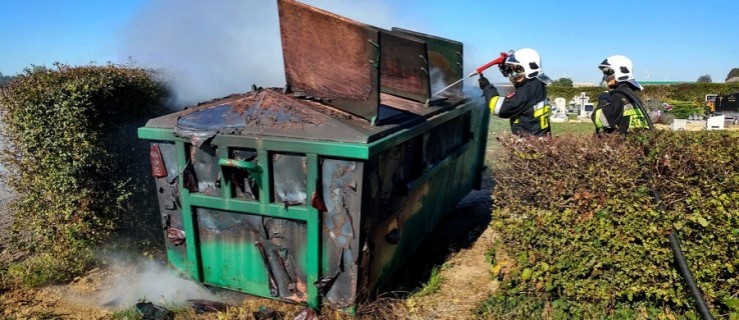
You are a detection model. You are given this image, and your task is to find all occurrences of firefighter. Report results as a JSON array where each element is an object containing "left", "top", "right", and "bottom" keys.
[
  {"left": 478, "top": 48, "right": 552, "bottom": 137},
  {"left": 591, "top": 55, "right": 650, "bottom": 134}
]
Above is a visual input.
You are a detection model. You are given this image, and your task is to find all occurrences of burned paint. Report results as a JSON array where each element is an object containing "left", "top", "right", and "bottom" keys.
[
  {"left": 391, "top": 28, "right": 464, "bottom": 96},
  {"left": 320, "top": 159, "right": 363, "bottom": 306},
  {"left": 256, "top": 241, "right": 280, "bottom": 297},
  {"left": 277, "top": 0, "right": 380, "bottom": 121},
  {"left": 149, "top": 144, "right": 168, "bottom": 178},
  {"left": 379, "top": 30, "right": 430, "bottom": 103},
  {"left": 189, "top": 144, "right": 220, "bottom": 196},
  {"left": 166, "top": 227, "right": 186, "bottom": 246},
  {"left": 149, "top": 142, "right": 189, "bottom": 267},
  {"left": 273, "top": 153, "right": 307, "bottom": 205},
  {"left": 196, "top": 208, "right": 308, "bottom": 303}
]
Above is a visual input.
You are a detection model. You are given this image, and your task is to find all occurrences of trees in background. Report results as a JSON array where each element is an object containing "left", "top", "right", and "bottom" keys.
[
  {"left": 726, "top": 68, "right": 739, "bottom": 81},
  {"left": 0, "top": 72, "right": 16, "bottom": 86},
  {"left": 551, "top": 77, "right": 573, "bottom": 87},
  {"left": 696, "top": 74, "right": 712, "bottom": 83}
]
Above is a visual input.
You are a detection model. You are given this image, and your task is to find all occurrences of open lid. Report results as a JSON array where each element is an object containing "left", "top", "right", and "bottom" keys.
[
  {"left": 278, "top": 0, "right": 380, "bottom": 121},
  {"left": 391, "top": 28, "right": 464, "bottom": 96},
  {"left": 379, "top": 30, "right": 430, "bottom": 104}
]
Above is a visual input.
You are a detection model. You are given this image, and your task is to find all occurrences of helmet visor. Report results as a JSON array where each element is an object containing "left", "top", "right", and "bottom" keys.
[
  {"left": 500, "top": 64, "right": 524, "bottom": 77},
  {"left": 600, "top": 66, "right": 615, "bottom": 83},
  {"left": 600, "top": 66, "right": 615, "bottom": 76}
]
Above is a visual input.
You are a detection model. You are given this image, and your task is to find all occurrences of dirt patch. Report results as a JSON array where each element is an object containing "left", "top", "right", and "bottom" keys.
[
  {"left": 403, "top": 227, "right": 497, "bottom": 319},
  {"left": 1, "top": 268, "right": 112, "bottom": 319}
]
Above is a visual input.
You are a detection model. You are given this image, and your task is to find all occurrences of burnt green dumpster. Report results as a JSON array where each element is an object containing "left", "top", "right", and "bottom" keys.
[{"left": 138, "top": 0, "right": 490, "bottom": 310}]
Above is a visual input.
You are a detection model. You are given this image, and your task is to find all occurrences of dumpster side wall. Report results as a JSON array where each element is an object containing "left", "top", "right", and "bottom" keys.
[{"left": 360, "top": 103, "right": 485, "bottom": 292}]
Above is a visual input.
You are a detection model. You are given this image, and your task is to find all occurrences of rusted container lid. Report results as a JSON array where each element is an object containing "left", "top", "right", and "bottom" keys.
[
  {"left": 391, "top": 28, "right": 464, "bottom": 97},
  {"left": 278, "top": 0, "right": 380, "bottom": 121},
  {"left": 379, "top": 30, "right": 430, "bottom": 104}
]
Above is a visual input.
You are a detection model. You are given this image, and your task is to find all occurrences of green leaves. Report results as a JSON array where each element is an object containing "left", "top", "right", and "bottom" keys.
[
  {"left": 0, "top": 64, "right": 169, "bottom": 286},
  {"left": 481, "top": 130, "right": 739, "bottom": 318}
]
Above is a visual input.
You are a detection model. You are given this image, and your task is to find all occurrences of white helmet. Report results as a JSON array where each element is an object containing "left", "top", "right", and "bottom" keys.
[
  {"left": 599, "top": 55, "right": 642, "bottom": 90},
  {"left": 504, "top": 48, "right": 543, "bottom": 79}
]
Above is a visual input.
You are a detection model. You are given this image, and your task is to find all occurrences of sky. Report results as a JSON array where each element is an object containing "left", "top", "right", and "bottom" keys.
[{"left": 1, "top": 0, "right": 737, "bottom": 105}]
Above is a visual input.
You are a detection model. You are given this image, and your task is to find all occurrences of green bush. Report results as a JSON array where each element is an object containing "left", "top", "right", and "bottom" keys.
[
  {"left": 0, "top": 64, "right": 168, "bottom": 285},
  {"left": 547, "top": 83, "right": 739, "bottom": 107},
  {"left": 665, "top": 100, "right": 704, "bottom": 119},
  {"left": 478, "top": 131, "right": 739, "bottom": 319}
]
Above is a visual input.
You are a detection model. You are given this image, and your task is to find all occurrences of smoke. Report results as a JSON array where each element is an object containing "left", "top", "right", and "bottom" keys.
[
  {"left": 96, "top": 257, "right": 220, "bottom": 308},
  {"left": 120, "top": 0, "right": 398, "bottom": 107}
]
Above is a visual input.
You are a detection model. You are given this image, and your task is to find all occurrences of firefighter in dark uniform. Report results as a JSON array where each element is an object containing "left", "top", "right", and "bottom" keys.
[
  {"left": 591, "top": 55, "right": 650, "bottom": 134},
  {"left": 478, "top": 48, "right": 552, "bottom": 137}
]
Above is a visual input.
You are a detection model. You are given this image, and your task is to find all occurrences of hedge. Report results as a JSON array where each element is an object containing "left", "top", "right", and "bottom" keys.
[
  {"left": 478, "top": 131, "right": 739, "bottom": 319},
  {"left": 0, "top": 64, "right": 169, "bottom": 285},
  {"left": 548, "top": 82, "right": 739, "bottom": 106}
]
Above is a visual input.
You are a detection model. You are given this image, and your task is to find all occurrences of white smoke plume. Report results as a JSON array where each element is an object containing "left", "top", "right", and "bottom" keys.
[
  {"left": 120, "top": 0, "right": 398, "bottom": 107},
  {"left": 96, "top": 258, "right": 220, "bottom": 308}
]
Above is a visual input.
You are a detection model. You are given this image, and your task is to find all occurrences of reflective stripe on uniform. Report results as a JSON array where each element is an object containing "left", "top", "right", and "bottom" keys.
[
  {"left": 624, "top": 104, "right": 648, "bottom": 129},
  {"left": 489, "top": 96, "right": 505, "bottom": 116},
  {"left": 533, "top": 101, "right": 551, "bottom": 129},
  {"left": 594, "top": 108, "right": 609, "bottom": 129}
]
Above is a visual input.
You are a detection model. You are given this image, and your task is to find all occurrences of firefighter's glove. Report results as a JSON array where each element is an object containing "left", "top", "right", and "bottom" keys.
[
  {"left": 478, "top": 74, "right": 491, "bottom": 89},
  {"left": 482, "top": 84, "right": 499, "bottom": 98}
]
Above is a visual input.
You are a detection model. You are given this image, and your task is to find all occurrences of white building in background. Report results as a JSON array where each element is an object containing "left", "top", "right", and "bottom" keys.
[{"left": 573, "top": 82, "right": 597, "bottom": 87}]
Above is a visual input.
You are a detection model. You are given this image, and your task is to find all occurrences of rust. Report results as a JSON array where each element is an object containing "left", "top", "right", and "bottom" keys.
[
  {"left": 149, "top": 144, "right": 168, "bottom": 178},
  {"left": 380, "top": 30, "right": 429, "bottom": 103},
  {"left": 166, "top": 227, "right": 186, "bottom": 246},
  {"left": 310, "top": 191, "right": 327, "bottom": 212},
  {"left": 310, "top": 177, "right": 327, "bottom": 212},
  {"left": 278, "top": 0, "right": 379, "bottom": 120},
  {"left": 182, "top": 162, "right": 198, "bottom": 192},
  {"left": 233, "top": 90, "right": 320, "bottom": 129},
  {"left": 391, "top": 28, "right": 464, "bottom": 96}
]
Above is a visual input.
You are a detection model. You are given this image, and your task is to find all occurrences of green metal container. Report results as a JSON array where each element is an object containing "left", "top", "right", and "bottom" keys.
[{"left": 138, "top": 0, "right": 490, "bottom": 310}]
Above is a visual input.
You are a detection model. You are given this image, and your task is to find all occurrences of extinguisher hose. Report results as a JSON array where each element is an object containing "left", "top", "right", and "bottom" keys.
[
  {"left": 651, "top": 184, "right": 714, "bottom": 319},
  {"left": 667, "top": 231, "right": 714, "bottom": 320}
]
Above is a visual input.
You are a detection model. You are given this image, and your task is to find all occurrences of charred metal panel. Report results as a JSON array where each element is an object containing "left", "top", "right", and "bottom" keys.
[
  {"left": 188, "top": 144, "right": 220, "bottom": 196},
  {"left": 226, "top": 148, "right": 260, "bottom": 201},
  {"left": 319, "top": 159, "right": 363, "bottom": 307},
  {"left": 197, "top": 208, "right": 308, "bottom": 302},
  {"left": 391, "top": 27, "right": 464, "bottom": 97},
  {"left": 273, "top": 153, "right": 307, "bottom": 205},
  {"left": 361, "top": 137, "right": 428, "bottom": 291},
  {"left": 175, "top": 90, "right": 373, "bottom": 144},
  {"left": 373, "top": 138, "right": 423, "bottom": 222},
  {"left": 278, "top": 0, "right": 380, "bottom": 121},
  {"left": 424, "top": 112, "right": 470, "bottom": 166},
  {"left": 379, "top": 31, "right": 430, "bottom": 103},
  {"left": 152, "top": 142, "right": 188, "bottom": 268}
]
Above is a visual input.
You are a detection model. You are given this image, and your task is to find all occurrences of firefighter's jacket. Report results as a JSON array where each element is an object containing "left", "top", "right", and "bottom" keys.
[
  {"left": 482, "top": 78, "right": 551, "bottom": 136},
  {"left": 591, "top": 83, "right": 649, "bottom": 134}
]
